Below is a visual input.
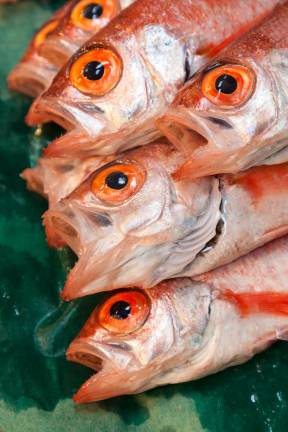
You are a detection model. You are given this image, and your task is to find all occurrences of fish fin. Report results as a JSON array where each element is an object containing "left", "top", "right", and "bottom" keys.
[{"left": 219, "top": 290, "right": 288, "bottom": 318}]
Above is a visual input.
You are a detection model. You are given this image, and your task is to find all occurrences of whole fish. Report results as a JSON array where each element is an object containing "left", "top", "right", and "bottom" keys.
[
  {"left": 26, "top": 0, "right": 282, "bottom": 157},
  {"left": 157, "top": 3, "right": 288, "bottom": 180},
  {"left": 67, "top": 235, "right": 288, "bottom": 403},
  {"left": 43, "top": 141, "right": 288, "bottom": 300},
  {"left": 8, "top": 0, "right": 133, "bottom": 97}
]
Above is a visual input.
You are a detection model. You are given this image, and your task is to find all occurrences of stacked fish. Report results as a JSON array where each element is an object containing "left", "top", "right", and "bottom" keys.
[{"left": 6, "top": 0, "right": 288, "bottom": 403}]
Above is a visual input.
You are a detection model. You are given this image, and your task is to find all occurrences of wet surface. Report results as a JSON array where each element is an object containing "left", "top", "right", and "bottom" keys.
[{"left": 0, "top": 1, "right": 288, "bottom": 431}]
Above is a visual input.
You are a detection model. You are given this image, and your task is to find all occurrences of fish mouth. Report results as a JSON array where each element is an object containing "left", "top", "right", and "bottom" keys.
[
  {"left": 39, "top": 37, "right": 79, "bottom": 68},
  {"left": 157, "top": 109, "right": 236, "bottom": 179},
  {"left": 67, "top": 343, "right": 105, "bottom": 373},
  {"left": 7, "top": 59, "right": 57, "bottom": 98},
  {"left": 25, "top": 93, "right": 110, "bottom": 157},
  {"left": 67, "top": 340, "right": 133, "bottom": 403},
  {"left": 157, "top": 109, "right": 209, "bottom": 157},
  {"left": 26, "top": 96, "right": 76, "bottom": 131},
  {"left": 44, "top": 210, "right": 80, "bottom": 252}
]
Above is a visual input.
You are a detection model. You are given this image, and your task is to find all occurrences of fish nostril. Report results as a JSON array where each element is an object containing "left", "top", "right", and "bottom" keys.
[
  {"left": 207, "top": 116, "right": 233, "bottom": 129},
  {"left": 86, "top": 212, "right": 112, "bottom": 227}
]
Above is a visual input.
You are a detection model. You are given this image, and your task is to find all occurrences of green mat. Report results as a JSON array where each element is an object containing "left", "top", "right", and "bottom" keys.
[{"left": 0, "top": 1, "right": 287, "bottom": 431}]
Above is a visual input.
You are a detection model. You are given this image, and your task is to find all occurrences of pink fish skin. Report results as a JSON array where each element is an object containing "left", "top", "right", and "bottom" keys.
[
  {"left": 40, "top": 139, "right": 288, "bottom": 300},
  {"left": 157, "top": 3, "right": 288, "bottom": 180},
  {"left": 67, "top": 235, "right": 288, "bottom": 403},
  {"left": 26, "top": 0, "right": 282, "bottom": 157},
  {"left": 8, "top": 0, "right": 133, "bottom": 97}
]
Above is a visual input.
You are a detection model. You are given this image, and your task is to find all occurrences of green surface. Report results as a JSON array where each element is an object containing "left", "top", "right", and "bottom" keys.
[{"left": 0, "top": 1, "right": 288, "bottom": 431}]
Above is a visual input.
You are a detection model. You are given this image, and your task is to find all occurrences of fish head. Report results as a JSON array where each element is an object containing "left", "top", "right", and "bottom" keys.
[
  {"left": 39, "top": 0, "right": 127, "bottom": 68},
  {"left": 158, "top": 39, "right": 283, "bottom": 178},
  {"left": 7, "top": 5, "right": 70, "bottom": 97},
  {"left": 26, "top": 9, "right": 188, "bottom": 156},
  {"left": 67, "top": 279, "right": 212, "bottom": 402},
  {"left": 44, "top": 140, "right": 221, "bottom": 298}
]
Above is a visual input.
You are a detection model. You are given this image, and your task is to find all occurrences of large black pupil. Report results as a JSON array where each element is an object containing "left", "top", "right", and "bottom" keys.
[
  {"left": 110, "top": 301, "right": 131, "bottom": 320},
  {"left": 83, "top": 61, "right": 105, "bottom": 80},
  {"left": 83, "top": 3, "right": 103, "bottom": 19},
  {"left": 215, "top": 74, "right": 237, "bottom": 94},
  {"left": 105, "top": 171, "right": 128, "bottom": 190}
]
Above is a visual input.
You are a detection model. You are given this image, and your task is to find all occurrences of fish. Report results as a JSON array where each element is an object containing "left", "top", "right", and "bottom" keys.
[
  {"left": 67, "top": 235, "right": 288, "bottom": 403},
  {"left": 42, "top": 140, "right": 288, "bottom": 300},
  {"left": 157, "top": 2, "right": 288, "bottom": 180},
  {"left": 8, "top": 0, "right": 133, "bottom": 97},
  {"left": 25, "top": 0, "right": 282, "bottom": 157}
]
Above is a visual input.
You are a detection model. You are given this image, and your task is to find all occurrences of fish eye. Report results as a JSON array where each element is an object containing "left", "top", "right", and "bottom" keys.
[
  {"left": 91, "top": 161, "right": 146, "bottom": 204},
  {"left": 201, "top": 64, "right": 255, "bottom": 107},
  {"left": 34, "top": 20, "right": 59, "bottom": 49},
  {"left": 70, "top": 47, "right": 122, "bottom": 96},
  {"left": 71, "top": 0, "right": 119, "bottom": 31},
  {"left": 98, "top": 290, "right": 151, "bottom": 334}
]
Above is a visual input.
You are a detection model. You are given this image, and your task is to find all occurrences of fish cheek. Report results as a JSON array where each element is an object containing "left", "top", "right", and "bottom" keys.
[{"left": 128, "top": 300, "right": 175, "bottom": 366}]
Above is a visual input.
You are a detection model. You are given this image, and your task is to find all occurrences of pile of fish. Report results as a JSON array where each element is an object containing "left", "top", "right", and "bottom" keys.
[{"left": 5, "top": 0, "right": 288, "bottom": 403}]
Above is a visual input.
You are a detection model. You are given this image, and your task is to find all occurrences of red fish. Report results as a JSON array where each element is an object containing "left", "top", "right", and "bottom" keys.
[
  {"left": 26, "top": 0, "right": 282, "bottom": 157},
  {"left": 39, "top": 139, "right": 288, "bottom": 300},
  {"left": 157, "top": 3, "right": 288, "bottom": 180},
  {"left": 67, "top": 235, "right": 288, "bottom": 403},
  {"left": 8, "top": 0, "right": 133, "bottom": 97}
]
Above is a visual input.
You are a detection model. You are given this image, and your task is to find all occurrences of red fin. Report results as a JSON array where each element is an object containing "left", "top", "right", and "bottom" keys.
[{"left": 219, "top": 290, "right": 288, "bottom": 317}]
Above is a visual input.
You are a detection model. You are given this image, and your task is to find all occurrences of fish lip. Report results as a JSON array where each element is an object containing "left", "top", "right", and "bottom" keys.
[
  {"left": 26, "top": 96, "right": 76, "bottom": 130},
  {"left": 39, "top": 37, "right": 78, "bottom": 68},
  {"left": 67, "top": 341, "right": 106, "bottom": 372},
  {"left": 7, "top": 60, "right": 57, "bottom": 98}
]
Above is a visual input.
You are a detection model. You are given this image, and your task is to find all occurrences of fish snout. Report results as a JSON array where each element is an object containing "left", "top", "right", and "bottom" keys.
[
  {"left": 39, "top": 35, "right": 79, "bottom": 68},
  {"left": 26, "top": 95, "right": 76, "bottom": 130},
  {"left": 7, "top": 58, "right": 57, "bottom": 98},
  {"left": 158, "top": 108, "right": 245, "bottom": 179},
  {"left": 67, "top": 338, "right": 140, "bottom": 403}
]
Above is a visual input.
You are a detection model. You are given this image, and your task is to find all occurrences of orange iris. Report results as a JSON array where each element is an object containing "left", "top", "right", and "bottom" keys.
[
  {"left": 201, "top": 64, "right": 255, "bottom": 107},
  {"left": 71, "top": 0, "right": 119, "bottom": 31},
  {"left": 91, "top": 162, "right": 146, "bottom": 204},
  {"left": 34, "top": 20, "right": 59, "bottom": 49},
  {"left": 98, "top": 290, "right": 151, "bottom": 334},
  {"left": 70, "top": 47, "right": 122, "bottom": 96}
]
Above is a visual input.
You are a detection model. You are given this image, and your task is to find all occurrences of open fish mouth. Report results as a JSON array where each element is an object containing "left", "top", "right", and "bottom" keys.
[
  {"left": 44, "top": 210, "right": 80, "bottom": 252},
  {"left": 67, "top": 344, "right": 104, "bottom": 373},
  {"left": 25, "top": 93, "right": 110, "bottom": 157},
  {"left": 26, "top": 96, "right": 76, "bottom": 131},
  {"left": 7, "top": 60, "right": 57, "bottom": 98},
  {"left": 157, "top": 109, "right": 237, "bottom": 179},
  {"left": 67, "top": 340, "right": 132, "bottom": 403},
  {"left": 157, "top": 109, "right": 209, "bottom": 157}
]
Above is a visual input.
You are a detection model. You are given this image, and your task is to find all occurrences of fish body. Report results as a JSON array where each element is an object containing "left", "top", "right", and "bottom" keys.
[
  {"left": 67, "top": 235, "right": 288, "bottom": 403},
  {"left": 42, "top": 141, "right": 288, "bottom": 300},
  {"left": 8, "top": 0, "right": 132, "bottom": 97},
  {"left": 26, "top": 0, "right": 282, "bottom": 157},
  {"left": 158, "top": 3, "right": 288, "bottom": 180}
]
